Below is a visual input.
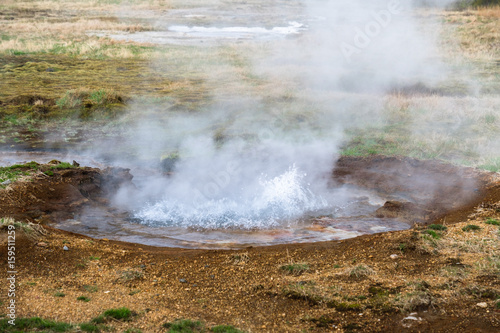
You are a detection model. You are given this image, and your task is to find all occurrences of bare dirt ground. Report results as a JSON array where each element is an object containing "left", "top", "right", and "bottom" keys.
[{"left": 1, "top": 156, "right": 499, "bottom": 332}]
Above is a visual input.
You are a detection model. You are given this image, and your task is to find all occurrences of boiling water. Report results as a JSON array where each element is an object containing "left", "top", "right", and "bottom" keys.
[
  {"left": 57, "top": 165, "right": 410, "bottom": 249},
  {"left": 134, "top": 166, "right": 327, "bottom": 229},
  {"left": 0, "top": 152, "right": 411, "bottom": 249}
]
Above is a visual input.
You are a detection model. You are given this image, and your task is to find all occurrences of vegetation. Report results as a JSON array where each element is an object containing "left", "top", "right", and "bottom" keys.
[
  {"left": 163, "top": 319, "right": 204, "bottom": 332},
  {"left": 428, "top": 224, "right": 448, "bottom": 231},
  {"left": 462, "top": 224, "right": 481, "bottom": 232},
  {"left": 485, "top": 218, "right": 500, "bottom": 226},
  {"left": 102, "top": 307, "right": 133, "bottom": 321},
  {"left": 344, "top": 264, "right": 375, "bottom": 278},
  {"left": 280, "top": 263, "right": 310, "bottom": 276},
  {"left": 162, "top": 319, "right": 244, "bottom": 333},
  {"left": 77, "top": 296, "right": 91, "bottom": 302},
  {"left": 0, "top": 217, "right": 46, "bottom": 239},
  {"left": 0, "top": 317, "right": 73, "bottom": 332},
  {"left": 0, "top": 162, "right": 40, "bottom": 185},
  {"left": 82, "top": 285, "right": 99, "bottom": 293}
]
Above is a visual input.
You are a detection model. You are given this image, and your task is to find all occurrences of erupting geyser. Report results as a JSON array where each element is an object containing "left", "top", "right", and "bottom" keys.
[{"left": 134, "top": 165, "right": 328, "bottom": 229}]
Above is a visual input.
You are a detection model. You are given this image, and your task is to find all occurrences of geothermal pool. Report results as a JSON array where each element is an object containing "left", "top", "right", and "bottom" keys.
[{"left": 1, "top": 152, "right": 413, "bottom": 249}]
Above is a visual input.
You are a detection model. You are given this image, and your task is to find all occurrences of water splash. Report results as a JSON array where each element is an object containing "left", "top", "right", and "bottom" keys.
[{"left": 134, "top": 165, "right": 328, "bottom": 229}]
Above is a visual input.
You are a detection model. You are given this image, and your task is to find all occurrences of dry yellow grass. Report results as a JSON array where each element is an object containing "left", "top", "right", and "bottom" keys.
[
  {"left": 444, "top": 9, "right": 500, "bottom": 60},
  {"left": 475, "top": 5, "right": 500, "bottom": 18}
]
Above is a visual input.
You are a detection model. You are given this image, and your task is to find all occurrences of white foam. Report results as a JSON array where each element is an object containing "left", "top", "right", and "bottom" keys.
[{"left": 134, "top": 165, "right": 327, "bottom": 229}]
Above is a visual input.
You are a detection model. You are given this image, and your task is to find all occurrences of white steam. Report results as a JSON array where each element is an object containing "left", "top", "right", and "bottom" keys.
[{"left": 111, "top": 0, "right": 462, "bottom": 231}]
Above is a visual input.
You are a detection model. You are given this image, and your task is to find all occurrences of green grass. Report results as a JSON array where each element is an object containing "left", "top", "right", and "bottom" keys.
[
  {"left": 0, "top": 317, "right": 73, "bottom": 332},
  {"left": 103, "top": 307, "right": 132, "bottom": 320},
  {"left": 0, "top": 162, "right": 40, "bottom": 185},
  {"left": 54, "top": 291, "right": 66, "bottom": 297},
  {"left": 485, "top": 218, "right": 500, "bottom": 226},
  {"left": 77, "top": 296, "right": 91, "bottom": 302},
  {"left": 211, "top": 325, "right": 244, "bottom": 333},
  {"left": 79, "top": 323, "right": 101, "bottom": 332},
  {"left": 163, "top": 319, "right": 204, "bottom": 332},
  {"left": 462, "top": 224, "right": 481, "bottom": 232},
  {"left": 422, "top": 229, "right": 442, "bottom": 239},
  {"left": 428, "top": 224, "right": 448, "bottom": 231},
  {"left": 92, "top": 307, "right": 133, "bottom": 324},
  {"left": 279, "top": 263, "right": 310, "bottom": 276},
  {"left": 50, "top": 162, "right": 75, "bottom": 170}
]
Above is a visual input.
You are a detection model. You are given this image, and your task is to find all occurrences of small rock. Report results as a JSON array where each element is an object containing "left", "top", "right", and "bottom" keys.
[
  {"left": 72, "top": 160, "right": 80, "bottom": 167},
  {"left": 37, "top": 242, "right": 48, "bottom": 247},
  {"left": 1, "top": 180, "right": 12, "bottom": 186},
  {"left": 477, "top": 302, "right": 488, "bottom": 308},
  {"left": 63, "top": 246, "right": 69, "bottom": 251},
  {"left": 45, "top": 68, "right": 55, "bottom": 72},
  {"left": 390, "top": 254, "right": 399, "bottom": 259},
  {"left": 179, "top": 278, "right": 187, "bottom": 283}
]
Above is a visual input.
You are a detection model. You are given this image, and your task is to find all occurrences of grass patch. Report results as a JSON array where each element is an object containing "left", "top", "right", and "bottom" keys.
[
  {"left": 462, "top": 224, "right": 481, "bottom": 232},
  {"left": 82, "top": 285, "right": 99, "bottom": 293},
  {"left": 55, "top": 88, "right": 125, "bottom": 119},
  {"left": 119, "top": 269, "right": 144, "bottom": 282},
  {"left": 282, "top": 282, "right": 325, "bottom": 305},
  {"left": 475, "top": 256, "right": 500, "bottom": 275},
  {"left": 280, "top": 263, "right": 310, "bottom": 276},
  {"left": 0, "top": 162, "right": 40, "bottom": 185},
  {"left": 0, "top": 217, "right": 46, "bottom": 239},
  {"left": 77, "top": 296, "right": 91, "bottom": 302},
  {"left": 102, "top": 307, "right": 132, "bottom": 321},
  {"left": 79, "top": 322, "right": 102, "bottom": 332},
  {"left": 0, "top": 317, "right": 73, "bottom": 332},
  {"left": 49, "top": 162, "right": 75, "bottom": 170},
  {"left": 85, "top": 307, "right": 136, "bottom": 326},
  {"left": 54, "top": 291, "right": 66, "bottom": 297},
  {"left": 428, "top": 224, "right": 448, "bottom": 231},
  {"left": 163, "top": 319, "right": 204, "bottom": 332},
  {"left": 211, "top": 325, "right": 244, "bottom": 333},
  {"left": 228, "top": 252, "right": 250, "bottom": 265},
  {"left": 422, "top": 229, "right": 442, "bottom": 239},
  {"left": 344, "top": 264, "right": 375, "bottom": 278},
  {"left": 393, "top": 290, "right": 433, "bottom": 312},
  {"left": 485, "top": 218, "right": 500, "bottom": 226}
]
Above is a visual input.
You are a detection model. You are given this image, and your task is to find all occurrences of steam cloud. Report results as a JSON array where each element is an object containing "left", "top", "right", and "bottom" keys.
[{"left": 110, "top": 0, "right": 465, "bottom": 230}]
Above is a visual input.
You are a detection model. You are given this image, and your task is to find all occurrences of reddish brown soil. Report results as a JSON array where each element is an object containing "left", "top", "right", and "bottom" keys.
[{"left": 0, "top": 156, "right": 499, "bottom": 332}]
